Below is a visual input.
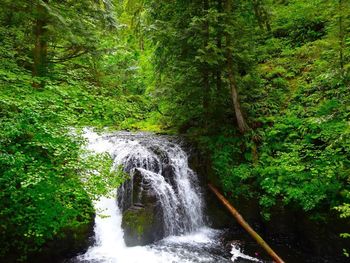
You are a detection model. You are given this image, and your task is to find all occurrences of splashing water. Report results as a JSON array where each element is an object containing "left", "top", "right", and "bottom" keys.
[
  {"left": 230, "top": 244, "right": 261, "bottom": 262},
  {"left": 74, "top": 129, "right": 259, "bottom": 263}
]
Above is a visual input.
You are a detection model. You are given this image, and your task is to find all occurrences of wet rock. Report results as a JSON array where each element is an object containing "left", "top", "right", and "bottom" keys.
[
  {"left": 162, "top": 164, "right": 176, "bottom": 188},
  {"left": 134, "top": 202, "right": 145, "bottom": 208},
  {"left": 122, "top": 205, "right": 163, "bottom": 246},
  {"left": 120, "top": 169, "right": 165, "bottom": 246},
  {"left": 134, "top": 169, "right": 158, "bottom": 205}
]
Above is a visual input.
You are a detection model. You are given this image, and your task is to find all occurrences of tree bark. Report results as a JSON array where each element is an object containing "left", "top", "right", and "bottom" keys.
[
  {"left": 216, "top": 0, "right": 223, "bottom": 94},
  {"left": 252, "top": 0, "right": 271, "bottom": 32},
  {"left": 224, "top": 0, "right": 249, "bottom": 133},
  {"left": 252, "top": 0, "right": 264, "bottom": 31},
  {"left": 212, "top": 0, "right": 224, "bottom": 126},
  {"left": 202, "top": 0, "right": 210, "bottom": 126},
  {"left": 208, "top": 184, "right": 285, "bottom": 263},
  {"left": 339, "top": 0, "right": 344, "bottom": 73},
  {"left": 32, "top": 1, "right": 49, "bottom": 88}
]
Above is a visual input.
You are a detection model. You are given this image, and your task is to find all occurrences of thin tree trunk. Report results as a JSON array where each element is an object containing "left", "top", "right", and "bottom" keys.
[
  {"left": 216, "top": 0, "right": 223, "bottom": 94},
  {"left": 212, "top": 0, "right": 224, "bottom": 126},
  {"left": 208, "top": 184, "right": 285, "bottom": 263},
  {"left": 32, "top": 1, "right": 48, "bottom": 88},
  {"left": 140, "top": 34, "right": 144, "bottom": 51},
  {"left": 202, "top": 0, "right": 210, "bottom": 126},
  {"left": 224, "top": 0, "right": 249, "bottom": 133},
  {"left": 339, "top": 0, "right": 344, "bottom": 73},
  {"left": 252, "top": 0, "right": 264, "bottom": 30},
  {"left": 252, "top": 0, "right": 271, "bottom": 32}
]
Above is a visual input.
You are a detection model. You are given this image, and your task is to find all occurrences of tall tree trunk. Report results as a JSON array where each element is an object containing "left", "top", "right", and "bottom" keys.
[
  {"left": 202, "top": 0, "right": 210, "bottom": 126},
  {"left": 252, "top": 0, "right": 264, "bottom": 31},
  {"left": 214, "top": 0, "right": 224, "bottom": 126},
  {"left": 224, "top": 0, "right": 249, "bottom": 133},
  {"left": 339, "top": 0, "right": 344, "bottom": 73},
  {"left": 140, "top": 36, "right": 144, "bottom": 51},
  {"left": 216, "top": 0, "right": 223, "bottom": 94},
  {"left": 32, "top": 1, "right": 48, "bottom": 88},
  {"left": 252, "top": 0, "right": 271, "bottom": 32}
]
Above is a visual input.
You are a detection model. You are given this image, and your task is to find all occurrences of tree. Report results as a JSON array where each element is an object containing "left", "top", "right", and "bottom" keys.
[
  {"left": 1, "top": 0, "right": 117, "bottom": 88},
  {"left": 224, "top": 0, "right": 250, "bottom": 134}
]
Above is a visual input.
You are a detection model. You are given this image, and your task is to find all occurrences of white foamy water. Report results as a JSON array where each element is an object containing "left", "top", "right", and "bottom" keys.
[
  {"left": 75, "top": 129, "right": 259, "bottom": 263},
  {"left": 230, "top": 244, "right": 261, "bottom": 262}
]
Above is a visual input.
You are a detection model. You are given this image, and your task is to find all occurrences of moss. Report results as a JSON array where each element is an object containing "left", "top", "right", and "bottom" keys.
[{"left": 122, "top": 208, "right": 154, "bottom": 240}]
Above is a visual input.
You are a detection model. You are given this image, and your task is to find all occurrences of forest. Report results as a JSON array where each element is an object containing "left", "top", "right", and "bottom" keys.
[{"left": 0, "top": 0, "right": 349, "bottom": 262}]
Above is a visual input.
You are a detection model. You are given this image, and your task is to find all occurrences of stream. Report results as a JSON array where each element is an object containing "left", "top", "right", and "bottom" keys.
[{"left": 70, "top": 130, "right": 263, "bottom": 263}]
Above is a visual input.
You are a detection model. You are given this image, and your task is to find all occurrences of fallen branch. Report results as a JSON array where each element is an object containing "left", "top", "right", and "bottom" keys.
[{"left": 208, "top": 183, "right": 285, "bottom": 263}]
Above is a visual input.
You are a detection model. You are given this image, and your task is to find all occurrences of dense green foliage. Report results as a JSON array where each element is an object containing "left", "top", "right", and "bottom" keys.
[
  {"left": 0, "top": 0, "right": 143, "bottom": 261},
  {"left": 143, "top": 0, "right": 350, "bottom": 222},
  {"left": 209, "top": 0, "right": 350, "bottom": 218},
  {"left": 0, "top": 84, "right": 128, "bottom": 260},
  {"left": 0, "top": 98, "right": 89, "bottom": 258},
  {"left": 1, "top": 0, "right": 350, "bottom": 261}
]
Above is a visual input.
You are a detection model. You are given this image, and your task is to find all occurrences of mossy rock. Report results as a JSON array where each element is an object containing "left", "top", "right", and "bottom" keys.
[{"left": 122, "top": 206, "right": 162, "bottom": 246}]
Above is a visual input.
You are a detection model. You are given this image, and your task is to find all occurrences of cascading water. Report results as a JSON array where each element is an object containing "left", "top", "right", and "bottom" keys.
[{"left": 74, "top": 129, "right": 261, "bottom": 263}]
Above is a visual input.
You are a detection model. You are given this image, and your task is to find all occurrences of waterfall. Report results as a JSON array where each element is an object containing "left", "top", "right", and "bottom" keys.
[
  {"left": 76, "top": 129, "right": 260, "bottom": 263},
  {"left": 86, "top": 130, "right": 204, "bottom": 235}
]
